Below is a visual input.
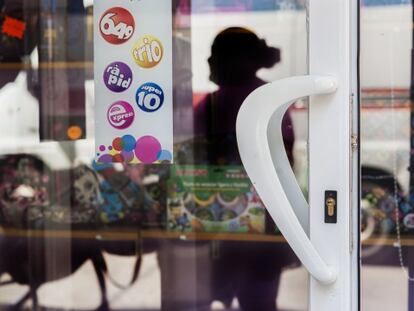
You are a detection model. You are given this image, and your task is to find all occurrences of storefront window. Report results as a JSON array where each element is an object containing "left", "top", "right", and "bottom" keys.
[{"left": 0, "top": 1, "right": 308, "bottom": 310}]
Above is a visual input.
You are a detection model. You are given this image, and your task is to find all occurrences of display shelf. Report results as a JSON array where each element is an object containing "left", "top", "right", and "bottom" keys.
[
  {"left": 0, "top": 227, "right": 285, "bottom": 243},
  {"left": 0, "top": 61, "right": 93, "bottom": 70},
  {"left": 1, "top": 227, "right": 414, "bottom": 246}
]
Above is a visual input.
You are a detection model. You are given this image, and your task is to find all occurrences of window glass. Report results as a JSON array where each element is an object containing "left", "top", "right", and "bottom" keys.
[
  {"left": 360, "top": 1, "right": 414, "bottom": 310},
  {"left": 0, "top": 1, "right": 308, "bottom": 310}
]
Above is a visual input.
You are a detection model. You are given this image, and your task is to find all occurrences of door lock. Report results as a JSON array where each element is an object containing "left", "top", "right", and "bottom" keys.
[{"left": 325, "top": 191, "right": 337, "bottom": 224}]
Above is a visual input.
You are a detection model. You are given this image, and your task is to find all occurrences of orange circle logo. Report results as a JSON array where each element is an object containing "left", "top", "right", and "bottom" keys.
[
  {"left": 67, "top": 126, "right": 83, "bottom": 140},
  {"left": 132, "top": 35, "right": 163, "bottom": 68}
]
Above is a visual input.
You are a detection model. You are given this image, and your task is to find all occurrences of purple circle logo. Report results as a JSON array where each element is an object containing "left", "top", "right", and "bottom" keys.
[
  {"left": 107, "top": 101, "right": 135, "bottom": 130},
  {"left": 103, "top": 62, "right": 133, "bottom": 93}
]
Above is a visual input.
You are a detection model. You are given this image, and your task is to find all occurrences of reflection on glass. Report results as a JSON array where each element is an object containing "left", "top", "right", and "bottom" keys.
[
  {"left": 360, "top": 0, "right": 414, "bottom": 310},
  {"left": 0, "top": 1, "right": 308, "bottom": 310}
]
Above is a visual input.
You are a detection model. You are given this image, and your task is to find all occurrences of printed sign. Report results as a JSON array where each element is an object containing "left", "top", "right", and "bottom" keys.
[
  {"left": 95, "top": 0, "right": 173, "bottom": 164},
  {"left": 167, "top": 165, "right": 267, "bottom": 233}
]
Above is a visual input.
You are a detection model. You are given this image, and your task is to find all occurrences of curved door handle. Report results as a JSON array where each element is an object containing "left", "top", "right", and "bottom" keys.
[{"left": 236, "top": 75, "right": 338, "bottom": 285}]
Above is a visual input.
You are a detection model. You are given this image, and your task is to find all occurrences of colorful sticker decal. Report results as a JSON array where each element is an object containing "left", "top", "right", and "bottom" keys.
[
  {"left": 99, "top": 7, "right": 135, "bottom": 44},
  {"left": 95, "top": 0, "right": 173, "bottom": 164},
  {"left": 136, "top": 83, "right": 164, "bottom": 113},
  {"left": 107, "top": 101, "right": 135, "bottom": 130},
  {"left": 104, "top": 61, "right": 133, "bottom": 93},
  {"left": 96, "top": 135, "right": 172, "bottom": 164},
  {"left": 132, "top": 35, "right": 164, "bottom": 68}
]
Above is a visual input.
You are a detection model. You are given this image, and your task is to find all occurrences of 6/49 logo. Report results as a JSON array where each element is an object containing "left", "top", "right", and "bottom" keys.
[
  {"left": 100, "top": 7, "right": 135, "bottom": 44},
  {"left": 136, "top": 83, "right": 164, "bottom": 113}
]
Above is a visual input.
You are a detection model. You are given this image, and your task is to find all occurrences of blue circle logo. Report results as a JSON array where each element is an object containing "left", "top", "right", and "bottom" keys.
[{"left": 136, "top": 82, "right": 164, "bottom": 113}]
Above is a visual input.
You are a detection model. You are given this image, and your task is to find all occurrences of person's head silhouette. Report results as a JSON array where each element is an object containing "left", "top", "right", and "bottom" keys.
[{"left": 208, "top": 27, "right": 280, "bottom": 86}]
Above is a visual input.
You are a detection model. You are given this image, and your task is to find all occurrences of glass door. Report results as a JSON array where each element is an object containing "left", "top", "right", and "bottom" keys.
[
  {"left": 360, "top": 0, "right": 414, "bottom": 310},
  {"left": 236, "top": 0, "right": 359, "bottom": 310},
  {"left": 0, "top": 1, "right": 314, "bottom": 311}
]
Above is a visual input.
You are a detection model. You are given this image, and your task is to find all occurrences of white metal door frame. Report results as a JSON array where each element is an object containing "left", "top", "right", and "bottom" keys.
[{"left": 309, "top": 0, "right": 359, "bottom": 310}]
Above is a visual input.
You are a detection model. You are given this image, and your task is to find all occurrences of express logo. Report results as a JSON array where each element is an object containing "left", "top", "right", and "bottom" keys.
[
  {"left": 107, "top": 101, "right": 135, "bottom": 130},
  {"left": 100, "top": 7, "right": 135, "bottom": 44},
  {"left": 136, "top": 83, "right": 164, "bottom": 112},
  {"left": 132, "top": 36, "right": 163, "bottom": 68},
  {"left": 103, "top": 61, "right": 133, "bottom": 93}
]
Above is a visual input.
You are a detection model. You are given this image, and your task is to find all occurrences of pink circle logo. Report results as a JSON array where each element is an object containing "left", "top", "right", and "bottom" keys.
[{"left": 107, "top": 101, "right": 135, "bottom": 130}]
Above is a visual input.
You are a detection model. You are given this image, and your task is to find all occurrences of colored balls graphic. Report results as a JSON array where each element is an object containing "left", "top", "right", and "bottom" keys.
[
  {"left": 135, "top": 136, "right": 162, "bottom": 164},
  {"left": 122, "top": 151, "right": 135, "bottom": 163},
  {"left": 112, "top": 137, "right": 123, "bottom": 151},
  {"left": 122, "top": 135, "right": 136, "bottom": 152},
  {"left": 113, "top": 154, "right": 124, "bottom": 163},
  {"left": 107, "top": 101, "right": 135, "bottom": 130},
  {"left": 104, "top": 136, "right": 138, "bottom": 163},
  {"left": 157, "top": 150, "right": 172, "bottom": 162},
  {"left": 136, "top": 82, "right": 164, "bottom": 113},
  {"left": 100, "top": 7, "right": 135, "bottom": 45},
  {"left": 98, "top": 154, "right": 113, "bottom": 164},
  {"left": 99, "top": 145, "right": 106, "bottom": 152},
  {"left": 132, "top": 35, "right": 163, "bottom": 68},
  {"left": 103, "top": 62, "right": 133, "bottom": 93}
]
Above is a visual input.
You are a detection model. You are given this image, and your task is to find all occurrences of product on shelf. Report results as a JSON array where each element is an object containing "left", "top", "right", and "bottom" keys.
[{"left": 167, "top": 165, "right": 266, "bottom": 233}]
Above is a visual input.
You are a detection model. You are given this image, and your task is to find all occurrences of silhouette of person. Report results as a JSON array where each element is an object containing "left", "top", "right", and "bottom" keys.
[
  {"left": 194, "top": 27, "right": 298, "bottom": 311},
  {"left": 194, "top": 27, "right": 294, "bottom": 166}
]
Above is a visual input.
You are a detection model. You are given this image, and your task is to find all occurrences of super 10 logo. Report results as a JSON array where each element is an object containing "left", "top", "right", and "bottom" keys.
[
  {"left": 136, "top": 83, "right": 164, "bottom": 113},
  {"left": 100, "top": 7, "right": 135, "bottom": 44}
]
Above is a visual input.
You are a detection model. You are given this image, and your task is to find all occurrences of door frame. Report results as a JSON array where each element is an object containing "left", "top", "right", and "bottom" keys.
[{"left": 308, "top": 0, "right": 360, "bottom": 310}]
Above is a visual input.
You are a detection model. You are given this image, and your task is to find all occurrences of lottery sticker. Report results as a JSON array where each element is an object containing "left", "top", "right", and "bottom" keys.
[
  {"left": 132, "top": 35, "right": 164, "bottom": 68},
  {"left": 107, "top": 101, "right": 135, "bottom": 130},
  {"left": 99, "top": 7, "right": 135, "bottom": 44},
  {"left": 104, "top": 61, "right": 133, "bottom": 93},
  {"left": 136, "top": 83, "right": 164, "bottom": 113},
  {"left": 94, "top": 0, "right": 173, "bottom": 164}
]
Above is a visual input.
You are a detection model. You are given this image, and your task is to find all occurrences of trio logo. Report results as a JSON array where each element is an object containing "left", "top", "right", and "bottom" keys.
[
  {"left": 103, "top": 61, "right": 133, "bottom": 93},
  {"left": 132, "top": 36, "right": 163, "bottom": 68},
  {"left": 100, "top": 7, "right": 135, "bottom": 44},
  {"left": 136, "top": 83, "right": 164, "bottom": 113},
  {"left": 107, "top": 101, "right": 135, "bottom": 130}
]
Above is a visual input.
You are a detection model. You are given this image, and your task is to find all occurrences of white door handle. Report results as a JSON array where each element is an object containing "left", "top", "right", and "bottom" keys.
[{"left": 236, "top": 75, "right": 338, "bottom": 285}]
